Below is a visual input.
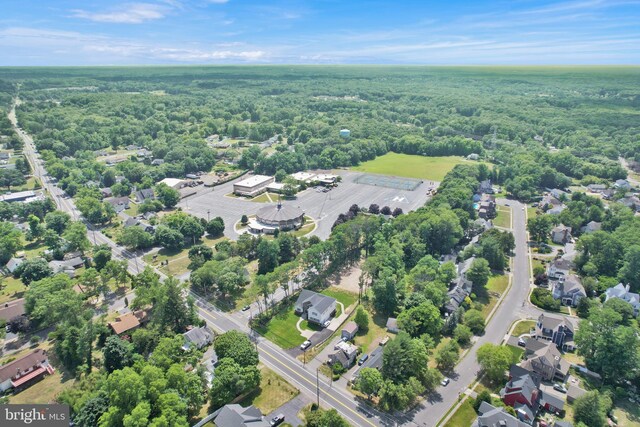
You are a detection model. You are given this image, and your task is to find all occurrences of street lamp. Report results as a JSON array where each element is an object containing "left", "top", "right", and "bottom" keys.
[{"left": 207, "top": 209, "right": 211, "bottom": 221}]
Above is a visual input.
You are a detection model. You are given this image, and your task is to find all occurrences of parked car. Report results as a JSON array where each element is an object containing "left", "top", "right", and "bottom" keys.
[
  {"left": 323, "top": 320, "right": 331, "bottom": 328},
  {"left": 441, "top": 377, "right": 450, "bottom": 386},
  {"left": 270, "top": 414, "right": 285, "bottom": 426},
  {"left": 553, "top": 384, "right": 567, "bottom": 393},
  {"left": 241, "top": 305, "right": 250, "bottom": 311},
  {"left": 518, "top": 338, "right": 526, "bottom": 347},
  {"left": 358, "top": 354, "right": 369, "bottom": 366},
  {"left": 300, "top": 340, "right": 311, "bottom": 351},
  {"left": 380, "top": 336, "right": 390, "bottom": 346}
]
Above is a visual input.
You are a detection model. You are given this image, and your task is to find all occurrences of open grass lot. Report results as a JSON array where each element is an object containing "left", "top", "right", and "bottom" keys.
[
  {"left": 354, "top": 312, "right": 389, "bottom": 354},
  {"left": 477, "top": 273, "right": 509, "bottom": 319},
  {"left": 9, "top": 369, "right": 74, "bottom": 404},
  {"left": 442, "top": 397, "right": 476, "bottom": 427},
  {"left": 351, "top": 153, "right": 471, "bottom": 182},
  {"left": 249, "top": 192, "right": 280, "bottom": 203},
  {"left": 494, "top": 206, "right": 512, "bottom": 229},
  {"left": 0, "top": 275, "right": 26, "bottom": 304},
  {"left": 321, "top": 287, "right": 358, "bottom": 310},
  {"left": 612, "top": 399, "right": 640, "bottom": 427},
  {"left": 511, "top": 320, "right": 536, "bottom": 337},
  {"left": 142, "top": 236, "right": 227, "bottom": 276},
  {"left": 527, "top": 206, "right": 539, "bottom": 218},
  {"left": 239, "top": 367, "right": 300, "bottom": 415},
  {"left": 255, "top": 307, "right": 305, "bottom": 349}
]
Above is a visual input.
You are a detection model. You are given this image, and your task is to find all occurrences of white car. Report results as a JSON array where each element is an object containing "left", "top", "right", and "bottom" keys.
[
  {"left": 441, "top": 377, "right": 450, "bottom": 386},
  {"left": 300, "top": 340, "right": 311, "bottom": 351}
]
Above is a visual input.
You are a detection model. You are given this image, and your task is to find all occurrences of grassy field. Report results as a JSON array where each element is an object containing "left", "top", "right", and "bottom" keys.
[
  {"left": 511, "top": 320, "right": 536, "bottom": 337},
  {"left": 494, "top": 206, "right": 512, "bottom": 228},
  {"left": 612, "top": 399, "right": 640, "bottom": 427},
  {"left": 352, "top": 153, "right": 471, "bottom": 182},
  {"left": 353, "top": 312, "right": 389, "bottom": 354},
  {"left": 250, "top": 192, "right": 280, "bottom": 203},
  {"left": 142, "top": 236, "right": 226, "bottom": 276},
  {"left": 480, "top": 274, "right": 509, "bottom": 319},
  {"left": 0, "top": 275, "right": 26, "bottom": 304},
  {"left": 321, "top": 287, "right": 358, "bottom": 310},
  {"left": 9, "top": 369, "right": 74, "bottom": 404},
  {"left": 255, "top": 307, "right": 306, "bottom": 349},
  {"left": 442, "top": 397, "right": 476, "bottom": 427},
  {"left": 239, "top": 367, "right": 299, "bottom": 415},
  {"left": 527, "top": 206, "right": 539, "bottom": 218}
]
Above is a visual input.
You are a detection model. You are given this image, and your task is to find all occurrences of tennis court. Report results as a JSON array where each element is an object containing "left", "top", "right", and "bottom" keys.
[{"left": 354, "top": 174, "right": 423, "bottom": 191}]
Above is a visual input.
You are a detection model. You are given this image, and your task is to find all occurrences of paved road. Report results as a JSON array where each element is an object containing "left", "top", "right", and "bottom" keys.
[
  {"left": 180, "top": 171, "right": 435, "bottom": 240},
  {"left": 402, "top": 199, "right": 541, "bottom": 426}
]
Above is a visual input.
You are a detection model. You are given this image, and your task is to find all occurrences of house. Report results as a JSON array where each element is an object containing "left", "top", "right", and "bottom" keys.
[
  {"left": 618, "top": 195, "right": 640, "bottom": 212},
  {"left": 294, "top": 290, "right": 336, "bottom": 326},
  {"left": 341, "top": 321, "right": 359, "bottom": 341},
  {"left": 581, "top": 221, "right": 601, "bottom": 234},
  {"left": 601, "top": 188, "right": 615, "bottom": 200},
  {"left": 478, "top": 194, "right": 496, "bottom": 219},
  {"left": 547, "top": 258, "right": 573, "bottom": 282},
  {"left": 551, "top": 225, "right": 571, "bottom": 244},
  {"left": 445, "top": 286, "right": 468, "bottom": 314},
  {"left": 478, "top": 179, "right": 493, "bottom": 194},
  {"left": 535, "top": 314, "right": 576, "bottom": 351},
  {"left": 386, "top": 317, "right": 399, "bottom": 333},
  {"left": 137, "top": 149, "right": 153, "bottom": 159},
  {"left": 182, "top": 326, "right": 213, "bottom": 351},
  {"left": 211, "top": 404, "right": 268, "bottom": 427},
  {"left": 0, "top": 349, "right": 53, "bottom": 392},
  {"left": 108, "top": 310, "right": 148, "bottom": 335},
  {"left": 100, "top": 187, "right": 113, "bottom": 198},
  {"left": 137, "top": 222, "right": 156, "bottom": 234},
  {"left": 566, "top": 384, "right": 587, "bottom": 403},
  {"left": 500, "top": 369, "right": 540, "bottom": 425},
  {"left": 48, "top": 260, "right": 76, "bottom": 278},
  {"left": 329, "top": 341, "right": 358, "bottom": 368},
  {"left": 0, "top": 298, "right": 25, "bottom": 321},
  {"left": 539, "top": 386, "right": 566, "bottom": 413},
  {"left": 552, "top": 274, "right": 586, "bottom": 306},
  {"left": 143, "top": 211, "right": 157, "bottom": 221},
  {"left": 604, "top": 283, "right": 640, "bottom": 316},
  {"left": 0, "top": 152, "right": 10, "bottom": 161},
  {"left": 614, "top": 179, "right": 631, "bottom": 190},
  {"left": 134, "top": 188, "right": 155, "bottom": 203},
  {"left": 547, "top": 205, "right": 566, "bottom": 215},
  {"left": 5, "top": 257, "right": 23, "bottom": 274},
  {"left": 472, "top": 401, "right": 529, "bottom": 427},
  {"left": 521, "top": 339, "right": 570, "bottom": 381},
  {"left": 467, "top": 153, "right": 480, "bottom": 161},
  {"left": 151, "top": 159, "right": 164, "bottom": 166},
  {"left": 125, "top": 144, "right": 140, "bottom": 151},
  {"left": 587, "top": 183, "right": 607, "bottom": 193},
  {"left": 541, "top": 194, "right": 562, "bottom": 210},
  {"left": 105, "top": 196, "right": 130, "bottom": 214}
]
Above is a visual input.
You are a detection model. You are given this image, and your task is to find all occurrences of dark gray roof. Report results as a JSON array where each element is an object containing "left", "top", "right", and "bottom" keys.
[
  {"left": 213, "top": 404, "right": 268, "bottom": 427},
  {"left": 540, "top": 389, "right": 565, "bottom": 411},
  {"left": 135, "top": 188, "right": 154, "bottom": 202},
  {"left": 538, "top": 313, "right": 574, "bottom": 333},
  {"left": 256, "top": 203, "right": 304, "bottom": 223},
  {"left": 183, "top": 326, "right": 212, "bottom": 349},
  {"left": 475, "top": 401, "right": 529, "bottom": 427},
  {"left": 554, "top": 421, "right": 573, "bottom": 427},
  {"left": 295, "top": 289, "right": 336, "bottom": 314}
]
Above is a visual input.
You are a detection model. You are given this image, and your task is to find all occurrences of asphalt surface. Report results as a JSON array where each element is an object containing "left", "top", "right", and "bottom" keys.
[{"left": 180, "top": 171, "right": 435, "bottom": 240}]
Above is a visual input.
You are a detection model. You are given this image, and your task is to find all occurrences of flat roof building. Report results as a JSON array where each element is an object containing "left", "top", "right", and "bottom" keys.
[
  {"left": 233, "top": 175, "right": 274, "bottom": 197},
  {"left": 0, "top": 190, "right": 36, "bottom": 203},
  {"left": 291, "top": 171, "right": 316, "bottom": 182},
  {"left": 158, "top": 178, "right": 186, "bottom": 189},
  {"left": 249, "top": 202, "right": 305, "bottom": 234}
]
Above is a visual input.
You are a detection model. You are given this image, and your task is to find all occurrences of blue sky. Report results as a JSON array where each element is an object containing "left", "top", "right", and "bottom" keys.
[{"left": 1, "top": 0, "right": 639, "bottom": 65}]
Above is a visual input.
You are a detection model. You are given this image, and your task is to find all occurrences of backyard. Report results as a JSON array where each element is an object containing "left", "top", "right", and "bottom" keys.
[
  {"left": 351, "top": 153, "right": 472, "bottom": 182},
  {"left": 0, "top": 275, "right": 26, "bottom": 304}
]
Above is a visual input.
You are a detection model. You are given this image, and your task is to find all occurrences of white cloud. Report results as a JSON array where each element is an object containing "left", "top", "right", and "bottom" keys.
[
  {"left": 71, "top": 3, "right": 170, "bottom": 24},
  {"left": 207, "top": 0, "right": 229, "bottom": 4}
]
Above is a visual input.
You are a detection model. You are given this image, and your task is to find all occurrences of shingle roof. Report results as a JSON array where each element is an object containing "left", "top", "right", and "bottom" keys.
[
  {"left": 475, "top": 401, "right": 529, "bottom": 427},
  {"left": 295, "top": 289, "right": 336, "bottom": 314},
  {"left": 183, "top": 326, "right": 213, "bottom": 349},
  {"left": 213, "top": 404, "right": 268, "bottom": 427},
  {"left": 0, "top": 349, "right": 49, "bottom": 383}
]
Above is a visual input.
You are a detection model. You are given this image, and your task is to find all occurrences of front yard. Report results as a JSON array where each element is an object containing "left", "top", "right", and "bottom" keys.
[
  {"left": 511, "top": 320, "right": 536, "bottom": 337},
  {"left": 478, "top": 273, "right": 509, "bottom": 319},
  {"left": 494, "top": 206, "right": 512, "bottom": 229},
  {"left": 254, "top": 307, "right": 306, "bottom": 349},
  {"left": 239, "top": 367, "right": 299, "bottom": 415},
  {"left": 442, "top": 397, "right": 476, "bottom": 427},
  {"left": 0, "top": 275, "right": 26, "bottom": 304}
]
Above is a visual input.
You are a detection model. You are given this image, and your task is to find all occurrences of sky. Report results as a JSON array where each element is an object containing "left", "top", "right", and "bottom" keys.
[{"left": 1, "top": 0, "right": 639, "bottom": 65}]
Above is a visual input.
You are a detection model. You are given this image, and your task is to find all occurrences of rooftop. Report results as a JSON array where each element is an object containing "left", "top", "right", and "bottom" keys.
[
  {"left": 256, "top": 203, "right": 304, "bottom": 223},
  {"left": 235, "top": 174, "right": 273, "bottom": 188}
]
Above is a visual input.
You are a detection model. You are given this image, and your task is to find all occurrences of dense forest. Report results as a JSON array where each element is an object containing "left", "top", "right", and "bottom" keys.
[{"left": 0, "top": 66, "right": 638, "bottom": 202}]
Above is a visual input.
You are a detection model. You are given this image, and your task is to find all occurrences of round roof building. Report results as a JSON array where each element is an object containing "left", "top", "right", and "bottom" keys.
[{"left": 251, "top": 203, "right": 305, "bottom": 234}]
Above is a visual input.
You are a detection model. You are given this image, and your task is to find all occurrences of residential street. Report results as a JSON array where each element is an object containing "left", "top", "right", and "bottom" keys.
[{"left": 10, "top": 99, "right": 549, "bottom": 427}]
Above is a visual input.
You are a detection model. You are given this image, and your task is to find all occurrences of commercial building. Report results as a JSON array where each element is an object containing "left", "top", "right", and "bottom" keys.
[
  {"left": 233, "top": 175, "right": 274, "bottom": 197},
  {"left": 158, "top": 178, "right": 186, "bottom": 189},
  {"left": 248, "top": 203, "right": 305, "bottom": 234}
]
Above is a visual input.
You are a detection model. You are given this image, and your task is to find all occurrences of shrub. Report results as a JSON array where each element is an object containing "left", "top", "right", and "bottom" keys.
[{"left": 531, "top": 288, "right": 560, "bottom": 311}]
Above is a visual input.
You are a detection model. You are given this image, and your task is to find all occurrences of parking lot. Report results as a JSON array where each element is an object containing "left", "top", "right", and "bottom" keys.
[{"left": 179, "top": 170, "right": 437, "bottom": 240}]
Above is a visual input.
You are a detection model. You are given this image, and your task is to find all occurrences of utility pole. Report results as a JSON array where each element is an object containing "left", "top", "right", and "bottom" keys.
[{"left": 207, "top": 209, "right": 211, "bottom": 221}]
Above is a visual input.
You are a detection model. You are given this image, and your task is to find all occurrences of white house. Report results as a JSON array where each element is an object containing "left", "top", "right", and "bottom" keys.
[
  {"left": 547, "top": 258, "right": 572, "bottom": 282},
  {"left": 551, "top": 225, "right": 571, "bottom": 244},
  {"left": 294, "top": 290, "right": 336, "bottom": 326},
  {"left": 604, "top": 283, "right": 640, "bottom": 317}
]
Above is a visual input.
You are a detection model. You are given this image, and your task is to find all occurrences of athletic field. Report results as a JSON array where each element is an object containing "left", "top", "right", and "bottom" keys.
[{"left": 352, "top": 153, "right": 471, "bottom": 182}]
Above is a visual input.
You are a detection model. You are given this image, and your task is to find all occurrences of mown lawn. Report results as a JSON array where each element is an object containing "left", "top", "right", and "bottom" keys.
[
  {"left": 481, "top": 274, "right": 509, "bottom": 319},
  {"left": 321, "top": 287, "right": 358, "bottom": 310},
  {"left": 142, "top": 236, "right": 227, "bottom": 276},
  {"left": 255, "top": 308, "right": 305, "bottom": 349},
  {"left": 504, "top": 344, "right": 525, "bottom": 363},
  {"left": 352, "top": 153, "right": 472, "bottom": 182},
  {"left": 9, "top": 369, "right": 74, "bottom": 404},
  {"left": 239, "top": 367, "right": 300, "bottom": 415},
  {"left": 0, "top": 275, "right": 27, "bottom": 304},
  {"left": 353, "top": 312, "right": 389, "bottom": 354},
  {"left": 527, "top": 206, "right": 539, "bottom": 218},
  {"left": 494, "top": 207, "right": 512, "bottom": 229},
  {"left": 511, "top": 320, "right": 536, "bottom": 337},
  {"left": 442, "top": 398, "right": 476, "bottom": 427}
]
